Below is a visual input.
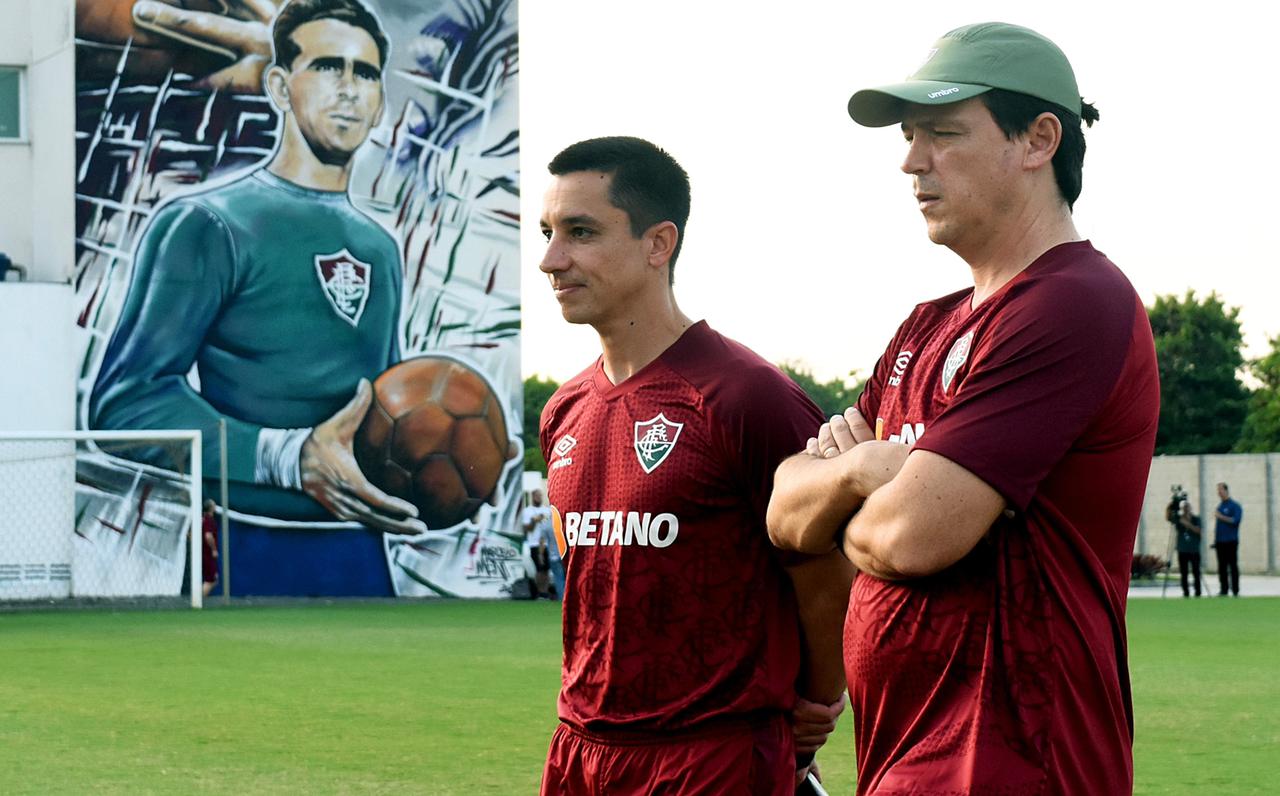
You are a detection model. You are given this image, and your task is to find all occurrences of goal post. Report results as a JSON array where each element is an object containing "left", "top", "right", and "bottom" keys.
[{"left": 0, "top": 430, "right": 202, "bottom": 608}]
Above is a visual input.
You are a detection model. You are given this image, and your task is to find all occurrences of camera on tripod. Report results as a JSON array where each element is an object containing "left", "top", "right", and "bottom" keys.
[{"left": 1166, "top": 484, "right": 1189, "bottom": 522}]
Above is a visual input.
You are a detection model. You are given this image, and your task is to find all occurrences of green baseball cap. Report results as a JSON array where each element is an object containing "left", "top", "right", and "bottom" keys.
[{"left": 847, "top": 22, "right": 1081, "bottom": 127}]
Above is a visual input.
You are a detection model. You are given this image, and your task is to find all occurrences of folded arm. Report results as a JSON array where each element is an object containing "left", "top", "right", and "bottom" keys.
[
  {"left": 842, "top": 450, "right": 1006, "bottom": 580},
  {"left": 768, "top": 439, "right": 910, "bottom": 553}
]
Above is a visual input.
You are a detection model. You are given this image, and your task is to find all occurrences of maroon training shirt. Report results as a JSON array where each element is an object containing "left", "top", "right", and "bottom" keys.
[
  {"left": 850, "top": 241, "right": 1159, "bottom": 794},
  {"left": 540, "top": 321, "right": 824, "bottom": 734}
]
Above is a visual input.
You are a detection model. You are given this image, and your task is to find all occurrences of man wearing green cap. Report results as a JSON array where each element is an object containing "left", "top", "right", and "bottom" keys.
[{"left": 768, "top": 22, "right": 1159, "bottom": 794}]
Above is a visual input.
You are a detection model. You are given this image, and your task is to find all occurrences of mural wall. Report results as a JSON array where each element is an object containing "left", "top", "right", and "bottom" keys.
[{"left": 72, "top": 0, "right": 522, "bottom": 597}]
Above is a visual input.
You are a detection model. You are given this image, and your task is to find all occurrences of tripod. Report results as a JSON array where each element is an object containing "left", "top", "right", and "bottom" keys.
[{"left": 1160, "top": 519, "right": 1177, "bottom": 599}]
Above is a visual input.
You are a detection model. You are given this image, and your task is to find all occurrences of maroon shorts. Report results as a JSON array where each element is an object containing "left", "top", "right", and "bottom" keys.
[
  {"left": 201, "top": 543, "right": 218, "bottom": 584},
  {"left": 539, "top": 713, "right": 794, "bottom": 796}
]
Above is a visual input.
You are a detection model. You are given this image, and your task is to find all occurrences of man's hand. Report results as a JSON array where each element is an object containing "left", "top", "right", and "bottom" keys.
[
  {"left": 807, "top": 407, "right": 874, "bottom": 459},
  {"left": 792, "top": 695, "right": 845, "bottom": 785},
  {"left": 301, "top": 379, "right": 428, "bottom": 535},
  {"left": 792, "top": 694, "right": 846, "bottom": 756},
  {"left": 131, "top": 0, "right": 284, "bottom": 92},
  {"left": 768, "top": 407, "right": 882, "bottom": 553}
]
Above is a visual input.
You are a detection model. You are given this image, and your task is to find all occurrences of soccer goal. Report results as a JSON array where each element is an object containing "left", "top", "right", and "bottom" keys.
[{"left": 0, "top": 430, "right": 203, "bottom": 608}]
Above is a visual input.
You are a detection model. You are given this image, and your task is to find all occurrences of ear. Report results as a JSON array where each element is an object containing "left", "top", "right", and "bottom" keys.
[
  {"left": 645, "top": 221, "right": 679, "bottom": 271},
  {"left": 265, "top": 64, "right": 292, "bottom": 113},
  {"left": 1023, "top": 111, "right": 1062, "bottom": 171}
]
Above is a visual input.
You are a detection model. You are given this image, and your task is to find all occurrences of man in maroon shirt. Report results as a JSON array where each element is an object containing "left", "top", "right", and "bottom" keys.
[
  {"left": 768, "top": 23, "right": 1159, "bottom": 795},
  {"left": 537, "top": 136, "right": 853, "bottom": 794}
]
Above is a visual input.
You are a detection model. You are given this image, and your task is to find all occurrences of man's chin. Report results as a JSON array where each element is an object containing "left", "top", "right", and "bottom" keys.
[
  {"left": 557, "top": 305, "right": 595, "bottom": 326},
  {"left": 306, "top": 136, "right": 361, "bottom": 167}
]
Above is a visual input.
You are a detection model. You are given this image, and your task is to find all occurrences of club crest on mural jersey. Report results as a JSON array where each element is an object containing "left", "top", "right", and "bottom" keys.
[
  {"left": 314, "top": 249, "right": 371, "bottom": 326},
  {"left": 634, "top": 413, "right": 683, "bottom": 474},
  {"left": 942, "top": 329, "right": 975, "bottom": 393}
]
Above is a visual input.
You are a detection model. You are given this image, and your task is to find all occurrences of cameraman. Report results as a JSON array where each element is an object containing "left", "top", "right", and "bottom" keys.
[{"left": 1166, "top": 497, "right": 1203, "bottom": 598}]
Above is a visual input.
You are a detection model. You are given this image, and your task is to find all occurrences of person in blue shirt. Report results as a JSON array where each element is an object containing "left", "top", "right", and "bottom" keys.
[{"left": 1213, "top": 483, "right": 1243, "bottom": 596}]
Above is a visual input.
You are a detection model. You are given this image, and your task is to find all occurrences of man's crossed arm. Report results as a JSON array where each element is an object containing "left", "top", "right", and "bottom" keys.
[{"left": 768, "top": 407, "right": 1005, "bottom": 581}]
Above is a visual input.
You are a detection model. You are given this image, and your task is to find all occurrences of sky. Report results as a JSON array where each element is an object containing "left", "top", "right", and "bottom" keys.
[{"left": 517, "top": 1, "right": 1279, "bottom": 384}]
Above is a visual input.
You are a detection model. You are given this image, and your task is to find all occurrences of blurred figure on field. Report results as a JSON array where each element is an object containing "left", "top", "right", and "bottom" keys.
[
  {"left": 1213, "top": 483, "right": 1242, "bottom": 596},
  {"left": 521, "top": 490, "right": 554, "bottom": 599},
  {"left": 202, "top": 499, "right": 220, "bottom": 597},
  {"left": 1172, "top": 500, "right": 1203, "bottom": 597}
]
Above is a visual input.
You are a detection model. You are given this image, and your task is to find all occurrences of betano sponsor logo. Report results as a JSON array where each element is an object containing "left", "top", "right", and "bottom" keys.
[
  {"left": 549, "top": 506, "right": 678, "bottom": 556},
  {"left": 875, "top": 418, "right": 926, "bottom": 445}
]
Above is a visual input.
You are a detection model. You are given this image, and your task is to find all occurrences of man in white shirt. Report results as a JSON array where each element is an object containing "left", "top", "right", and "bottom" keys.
[{"left": 521, "top": 489, "right": 559, "bottom": 599}]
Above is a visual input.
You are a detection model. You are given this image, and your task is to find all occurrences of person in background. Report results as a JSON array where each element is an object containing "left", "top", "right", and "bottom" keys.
[
  {"left": 521, "top": 489, "right": 554, "bottom": 599},
  {"left": 1213, "top": 482, "right": 1242, "bottom": 596},
  {"left": 201, "top": 499, "right": 220, "bottom": 597},
  {"left": 1174, "top": 500, "right": 1203, "bottom": 598}
]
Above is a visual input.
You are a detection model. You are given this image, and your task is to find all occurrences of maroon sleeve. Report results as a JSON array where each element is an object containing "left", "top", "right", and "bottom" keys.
[
  {"left": 857, "top": 316, "right": 913, "bottom": 428},
  {"left": 723, "top": 362, "right": 825, "bottom": 519},
  {"left": 914, "top": 268, "right": 1141, "bottom": 510}
]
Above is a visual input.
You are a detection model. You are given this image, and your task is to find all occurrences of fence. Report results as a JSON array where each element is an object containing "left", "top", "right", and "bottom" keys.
[{"left": 1135, "top": 454, "right": 1278, "bottom": 575}]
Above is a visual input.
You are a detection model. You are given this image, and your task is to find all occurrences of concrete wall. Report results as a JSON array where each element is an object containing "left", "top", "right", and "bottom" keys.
[
  {"left": 0, "top": 283, "right": 74, "bottom": 430},
  {"left": 0, "top": 0, "right": 74, "bottom": 283},
  {"left": 1138, "top": 454, "right": 1277, "bottom": 574}
]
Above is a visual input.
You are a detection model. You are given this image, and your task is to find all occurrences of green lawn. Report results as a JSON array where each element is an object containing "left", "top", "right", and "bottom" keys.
[{"left": 0, "top": 598, "right": 1275, "bottom": 794}]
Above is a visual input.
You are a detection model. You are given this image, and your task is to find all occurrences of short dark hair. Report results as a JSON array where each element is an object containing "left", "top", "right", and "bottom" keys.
[
  {"left": 979, "top": 89, "right": 1099, "bottom": 211},
  {"left": 548, "top": 136, "right": 691, "bottom": 284},
  {"left": 1219, "top": 482, "right": 1230, "bottom": 492},
  {"left": 273, "top": 0, "right": 389, "bottom": 71}
]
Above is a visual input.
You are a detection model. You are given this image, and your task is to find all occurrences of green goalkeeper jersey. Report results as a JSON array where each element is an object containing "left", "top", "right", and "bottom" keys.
[{"left": 91, "top": 169, "right": 402, "bottom": 490}]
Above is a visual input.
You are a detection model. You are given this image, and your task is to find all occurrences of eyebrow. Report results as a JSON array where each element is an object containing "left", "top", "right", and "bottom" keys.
[
  {"left": 306, "top": 56, "right": 382, "bottom": 78},
  {"left": 308, "top": 56, "right": 345, "bottom": 71},
  {"left": 541, "top": 214, "right": 601, "bottom": 228},
  {"left": 901, "top": 116, "right": 967, "bottom": 133}
]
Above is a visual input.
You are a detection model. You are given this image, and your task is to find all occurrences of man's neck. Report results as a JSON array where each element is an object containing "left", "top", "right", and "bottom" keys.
[
  {"left": 595, "top": 292, "right": 693, "bottom": 385},
  {"left": 960, "top": 202, "right": 1081, "bottom": 308},
  {"left": 267, "top": 124, "right": 352, "bottom": 192}
]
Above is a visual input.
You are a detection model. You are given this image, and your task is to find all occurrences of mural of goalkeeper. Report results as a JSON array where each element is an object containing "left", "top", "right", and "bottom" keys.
[{"left": 90, "top": 0, "right": 426, "bottom": 592}]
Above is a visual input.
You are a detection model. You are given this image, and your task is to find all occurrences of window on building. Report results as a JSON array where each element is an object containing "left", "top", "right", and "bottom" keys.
[{"left": 0, "top": 66, "right": 23, "bottom": 141}]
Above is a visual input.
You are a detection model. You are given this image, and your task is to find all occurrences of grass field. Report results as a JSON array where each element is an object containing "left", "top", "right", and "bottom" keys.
[{"left": 1, "top": 598, "right": 1277, "bottom": 795}]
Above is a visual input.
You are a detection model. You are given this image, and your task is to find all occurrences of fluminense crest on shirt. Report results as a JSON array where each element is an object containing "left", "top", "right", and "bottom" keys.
[
  {"left": 314, "top": 248, "right": 371, "bottom": 326},
  {"left": 942, "top": 329, "right": 974, "bottom": 393},
  {"left": 633, "top": 413, "right": 683, "bottom": 474}
]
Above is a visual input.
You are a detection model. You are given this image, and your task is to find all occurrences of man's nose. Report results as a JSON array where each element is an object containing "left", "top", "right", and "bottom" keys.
[
  {"left": 540, "top": 235, "right": 570, "bottom": 273},
  {"left": 336, "top": 64, "right": 357, "bottom": 97},
  {"left": 901, "top": 137, "right": 929, "bottom": 175}
]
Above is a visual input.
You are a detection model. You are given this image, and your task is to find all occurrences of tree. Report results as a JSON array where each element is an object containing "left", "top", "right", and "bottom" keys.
[
  {"left": 778, "top": 362, "right": 866, "bottom": 420},
  {"left": 1235, "top": 334, "right": 1280, "bottom": 452},
  {"left": 522, "top": 375, "right": 560, "bottom": 474},
  {"left": 1148, "top": 290, "right": 1249, "bottom": 454}
]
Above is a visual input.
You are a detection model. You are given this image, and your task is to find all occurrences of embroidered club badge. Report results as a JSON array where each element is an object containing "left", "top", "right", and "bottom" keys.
[
  {"left": 633, "top": 413, "right": 683, "bottom": 474},
  {"left": 941, "top": 329, "right": 974, "bottom": 393}
]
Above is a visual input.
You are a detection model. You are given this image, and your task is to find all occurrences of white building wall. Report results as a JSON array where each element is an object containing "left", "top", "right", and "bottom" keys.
[
  {"left": 0, "top": 283, "right": 74, "bottom": 429},
  {"left": 0, "top": 0, "right": 74, "bottom": 283}
]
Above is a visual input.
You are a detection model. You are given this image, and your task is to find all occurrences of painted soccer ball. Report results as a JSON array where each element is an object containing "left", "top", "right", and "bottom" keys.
[{"left": 355, "top": 356, "right": 512, "bottom": 530}]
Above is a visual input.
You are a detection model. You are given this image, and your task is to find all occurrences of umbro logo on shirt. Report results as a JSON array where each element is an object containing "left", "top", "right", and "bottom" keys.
[
  {"left": 550, "top": 434, "right": 577, "bottom": 471},
  {"left": 888, "top": 350, "right": 914, "bottom": 387}
]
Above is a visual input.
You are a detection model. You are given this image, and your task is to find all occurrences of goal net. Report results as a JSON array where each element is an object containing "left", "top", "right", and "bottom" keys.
[{"left": 0, "top": 430, "right": 202, "bottom": 608}]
